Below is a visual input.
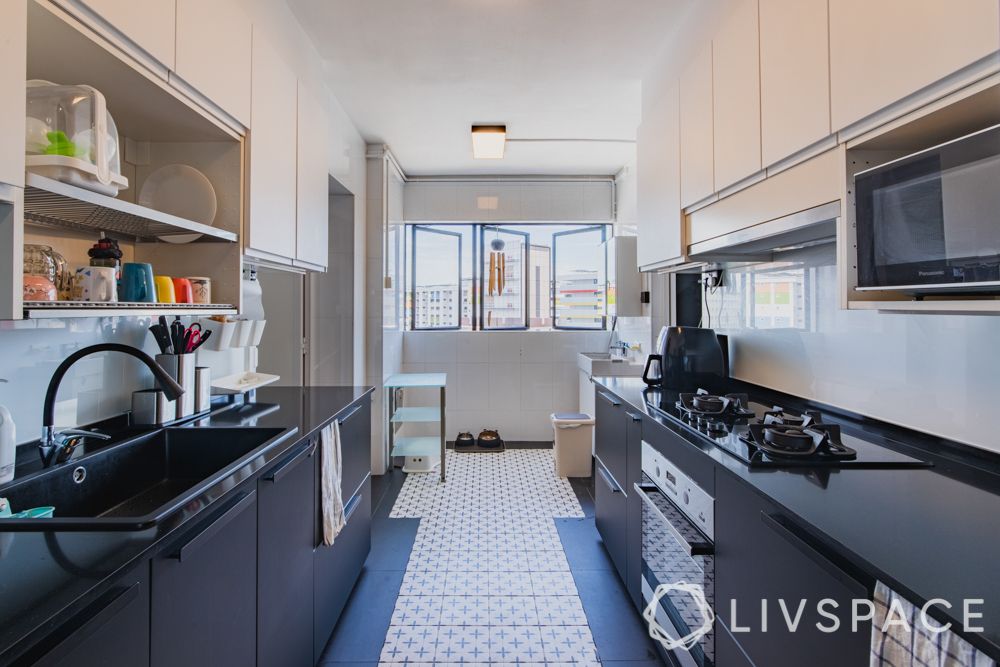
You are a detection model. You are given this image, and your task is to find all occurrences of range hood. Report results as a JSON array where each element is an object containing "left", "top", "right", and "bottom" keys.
[{"left": 687, "top": 201, "right": 839, "bottom": 262}]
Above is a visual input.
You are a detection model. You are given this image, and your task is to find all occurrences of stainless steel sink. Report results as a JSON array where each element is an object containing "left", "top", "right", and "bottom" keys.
[
  {"left": 0, "top": 426, "right": 294, "bottom": 531},
  {"left": 578, "top": 351, "right": 644, "bottom": 377}
]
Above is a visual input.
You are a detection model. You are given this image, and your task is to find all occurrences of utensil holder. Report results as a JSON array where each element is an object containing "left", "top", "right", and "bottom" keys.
[
  {"left": 156, "top": 353, "right": 196, "bottom": 418},
  {"left": 194, "top": 366, "right": 211, "bottom": 413},
  {"left": 250, "top": 320, "right": 266, "bottom": 347},
  {"left": 132, "top": 389, "right": 175, "bottom": 425},
  {"left": 197, "top": 318, "right": 236, "bottom": 351},
  {"left": 233, "top": 320, "right": 253, "bottom": 348}
]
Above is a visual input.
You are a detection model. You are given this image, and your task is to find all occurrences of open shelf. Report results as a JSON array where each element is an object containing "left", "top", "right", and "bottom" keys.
[
  {"left": 390, "top": 407, "right": 443, "bottom": 423},
  {"left": 390, "top": 436, "right": 443, "bottom": 458},
  {"left": 23, "top": 173, "right": 237, "bottom": 243},
  {"left": 24, "top": 301, "right": 237, "bottom": 319}
]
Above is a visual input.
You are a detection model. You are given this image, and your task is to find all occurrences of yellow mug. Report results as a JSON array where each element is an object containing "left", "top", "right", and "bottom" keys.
[{"left": 154, "top": 275, "right": 176, "bottom": 303}]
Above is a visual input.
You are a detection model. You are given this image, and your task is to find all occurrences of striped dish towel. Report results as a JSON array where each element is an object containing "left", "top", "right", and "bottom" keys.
[{"left": 871, "top": 581, "right": 995, "bottom": 667}]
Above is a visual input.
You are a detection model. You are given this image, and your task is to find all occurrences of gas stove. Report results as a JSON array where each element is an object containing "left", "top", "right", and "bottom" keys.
[{"left": 646, "top": 388, "right": 928, "bottom": 469}]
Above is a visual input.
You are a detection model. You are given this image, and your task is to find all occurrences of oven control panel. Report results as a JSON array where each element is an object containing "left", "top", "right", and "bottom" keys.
[{"left": 641, "top": 440, "right": 714, "bottom": 540}]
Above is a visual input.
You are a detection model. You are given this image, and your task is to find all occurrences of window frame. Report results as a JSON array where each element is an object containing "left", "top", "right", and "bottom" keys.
[
  {"left": 478, "top": 225, "right": 531, "bottom": 331},
  {"left": 551, "top": 224, "right": 608, "bottom": 331},
  {"left": 409, "top": 224, "right": 464, "bottom": 331},
  {"left": 406, "top": 222, "right": 610, "bottom": 332}
]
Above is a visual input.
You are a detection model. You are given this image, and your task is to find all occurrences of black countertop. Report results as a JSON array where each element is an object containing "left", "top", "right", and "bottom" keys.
[
  {"left": 0, "top": 385, "right": 373, "bottom": 665},
  {"left": 593, "top": 376, "right": 1000, "bottom": 659}
]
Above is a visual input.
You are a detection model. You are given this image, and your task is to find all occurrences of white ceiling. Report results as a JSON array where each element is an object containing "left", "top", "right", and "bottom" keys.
[{"left": 288, "top": 0, "right": 693, "bottom": 176}]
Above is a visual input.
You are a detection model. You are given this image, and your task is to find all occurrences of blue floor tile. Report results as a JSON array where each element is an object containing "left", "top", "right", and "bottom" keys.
[
  {"left": 573, "top": 569, "right": 662, "bottom": 662},
  {"left": 556, "top": 517, "right": 614, "bottom": 571},
  {"left": 366, "top": 517, "right": 419, "bottom": 571},
  {"left": 318, "top": 567, "right": 405, "bottom": 662}
]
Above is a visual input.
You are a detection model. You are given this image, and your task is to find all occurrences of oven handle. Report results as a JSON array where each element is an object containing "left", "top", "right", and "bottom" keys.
[{"left": 635, "top": 482, "right": 713, "bottom": 557}]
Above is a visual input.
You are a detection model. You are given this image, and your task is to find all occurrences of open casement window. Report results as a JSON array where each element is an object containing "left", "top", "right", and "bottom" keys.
[
  {"left": 410, "top": 225, "right": 463, "bottom": 330},
  {"left": 479, "top": 226, "right": 529, "bottom": 330},
  {"left": 552, "top": 225, "right": 608, "bottom": 330}
]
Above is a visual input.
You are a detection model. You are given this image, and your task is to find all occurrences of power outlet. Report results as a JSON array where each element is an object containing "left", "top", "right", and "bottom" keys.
[{"left": 703, "top": 269, "right": 724, "bottom": 289}]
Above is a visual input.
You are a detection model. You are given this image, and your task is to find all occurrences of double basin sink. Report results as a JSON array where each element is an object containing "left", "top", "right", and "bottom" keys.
[{"left": 0, "top": 426, "right": 295, "bottom": 531}]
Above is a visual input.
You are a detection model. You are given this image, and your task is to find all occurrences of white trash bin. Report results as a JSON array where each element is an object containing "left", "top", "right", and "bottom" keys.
[{"left": 551, "top": 412, "right": 596, "bottom": 478}]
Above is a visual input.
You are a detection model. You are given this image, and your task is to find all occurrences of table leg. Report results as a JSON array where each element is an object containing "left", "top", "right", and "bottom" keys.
[{"left": 440, "top": 386, "right": 446, "bottom": 483}]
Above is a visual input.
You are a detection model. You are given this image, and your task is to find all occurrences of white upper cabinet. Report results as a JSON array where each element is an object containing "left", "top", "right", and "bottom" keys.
[
  {"left": 77, "top": 0, "right": 175, "bottom": 67},
  {"left": 712, "top": 0, "right": 761, "bottom": 190},
  {"left": 295, "top": 82, "right": 329, "bottom": 269},
  {"left": 830, "top": 0, "right": 1000, "bottom": 130},
  {"left": 175, "top": 0, "right": 252, "bottom": 125},
  {"left": 0, "top": 0, "right": 26, "bottom": 188},
  {"left": 759, "top": 0, "right": 830, "bottom": 166},
  {"left": 247, "top": 30, "right": 298, "bottom": 263},
  {"left": 637, "top": 79, "right": 683, "bottom": 269},
  {"left": 679, "top": 42, "right": 715, "bottom": 207}
]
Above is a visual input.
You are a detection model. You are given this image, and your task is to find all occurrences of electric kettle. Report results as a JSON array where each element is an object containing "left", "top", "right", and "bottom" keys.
[{"left": 641, "top": 326, "right": 727, "bottom": 392}]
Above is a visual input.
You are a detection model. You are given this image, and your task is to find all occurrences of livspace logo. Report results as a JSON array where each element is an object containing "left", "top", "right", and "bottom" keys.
[{"left": 643, "top": 585, "right": 987, "bottom": 653}]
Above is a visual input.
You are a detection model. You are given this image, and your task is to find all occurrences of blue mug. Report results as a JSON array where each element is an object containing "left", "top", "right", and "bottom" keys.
[{"left": 119, "top": 262, "right": 156, "bottom": 302}]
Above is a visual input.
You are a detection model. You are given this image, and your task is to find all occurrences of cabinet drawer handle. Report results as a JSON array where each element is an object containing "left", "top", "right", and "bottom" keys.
[
  {"left": 343, "top": 491, "right": 363, "bottom": 523},
  {"left": 338, "top": 403, "right": 364, "bottom": 425},
  {"left": 597, "top": 465, "right": 622, "bottom": 494},
  {"left": 597, "top": 391, "right": 621, "bottom": 407},
  {"left": 625, "top": 411, "right": 642, "bottom": 422},
  {"left": 37, "top": 582, "right": 140, "bottom": 665},
  {"left": 264, "top": 441, "right": 315, "bottom": 483},
  {"left": 759, "top": 512, "right": 868, "bottom": 597},
  {"left": 172, "top": 491, "right": 256, "bottom": 562}
]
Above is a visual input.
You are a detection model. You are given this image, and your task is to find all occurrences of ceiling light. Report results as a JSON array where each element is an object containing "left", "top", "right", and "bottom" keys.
[{"left": 471, "top": 125, "right": 506, "bottom": 159}]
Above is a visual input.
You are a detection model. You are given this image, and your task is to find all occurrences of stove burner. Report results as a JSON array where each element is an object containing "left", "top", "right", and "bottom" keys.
[
  {"left": 677, "top": 389, "right": 756, "bottom": 420},
  {"left": 761, "top": 408, "right": 823, "bottom": 427},
  {"left": 763, "top": 425, "right": 817, "bottom": 452}
]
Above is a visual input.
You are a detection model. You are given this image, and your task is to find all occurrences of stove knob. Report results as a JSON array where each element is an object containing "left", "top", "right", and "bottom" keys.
[{"left": 683, "top": 490, "right": 690, "bottom": 505}]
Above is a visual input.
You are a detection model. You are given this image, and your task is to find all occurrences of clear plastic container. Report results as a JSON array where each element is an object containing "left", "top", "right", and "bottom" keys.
[{"left": 25, "top": 80, "right": 128, "bottom": 196}]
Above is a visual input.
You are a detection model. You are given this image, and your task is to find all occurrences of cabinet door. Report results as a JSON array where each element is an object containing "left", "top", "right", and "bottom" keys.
[
  {"left": 595, "top": 458, "right": 627, "bottom": 583},
  {"left": 175, "top": 0, "right": 252, "bottom": 125},
  {"left": 34, "top": 565, "right": 150, "bottom": 667},
  {"left": 679, "top": 42, "right": 715, "bottom": 207},
  {"left": 759, "top": 0, "right": 830, "bottom": 166},
  {"left": 78, "top": 0, "right": 175, "bottom": 66},
  {"left": 712, "top": 0, "right": 762, "bottom": 190},
  {"left": 594, "top": 388, "right": 627, "bottom": 488},
  {"left": 636, "top": 79, "right": 683, "bottom": 269},
  {"left": 258, "top": 440, "right": 316, "bottom": 667},
  {"left": 624, "top": 410, "right": 643, "bottom": 609},
  {"left": 830, "top": 0, "right": 1000, "bottom": 130},
  {"left": 716, "top": 473, "right": 870, "bottom": 666},
  {"left": 247, "top": 30, "right": 298, "bottom": 263},
  {"left": 151, "top": 491, "right": 258, "bottom": 667},
  {"left": 0, "top": 0, "right": 25, "bottom": 188},
  {"left": 296, "top": 82, "right": 330, "bottom": 269},
  {"left": 314, "top": 477, "right": 372, "bottom": 661},
  {"left": 336, "top": 398, "right": 372, "bottom": 499}
]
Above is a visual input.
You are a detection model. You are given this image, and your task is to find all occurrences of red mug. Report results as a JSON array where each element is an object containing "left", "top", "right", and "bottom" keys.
[{"left": 172, "top": 277, "right": 194, "bottom": 304}]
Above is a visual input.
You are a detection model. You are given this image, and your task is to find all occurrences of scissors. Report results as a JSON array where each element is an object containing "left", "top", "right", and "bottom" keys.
[{"left": 183, "top": 322, "right": 203, "bottom": 353}]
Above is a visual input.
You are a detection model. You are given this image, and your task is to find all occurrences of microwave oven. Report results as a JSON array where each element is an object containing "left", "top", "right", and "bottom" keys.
[{"left": 854, "top": 123, "right": 1000, "bottom": 294}]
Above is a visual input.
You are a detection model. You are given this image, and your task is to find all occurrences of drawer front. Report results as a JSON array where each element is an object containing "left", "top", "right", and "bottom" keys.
[
  {"left": 337, "top": 398, "right": 371, "bottom": 499},
  {"left": 595, "top": 458, "right": 628, "bottom": 583},
  {"left": 151, "top": 491, "right": 258, "bottom": 667},
  {"left": 716, "top": 473, "right": 869, "bottom": 666},
  {"left": 716, "top": 618, "right": 756, "bottom": 667},
  {"left": 314, "top": 475, "right": 372, "bottom": 661},
  {"left": 595, "top": 388, "right": 627, "bottom": 488}
]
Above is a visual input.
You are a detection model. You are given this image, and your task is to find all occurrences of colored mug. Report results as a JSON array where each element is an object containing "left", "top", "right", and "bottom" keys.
[
  {"left": 172, "top": 277, "right": 193, "bottom": 304},
  {"left": 22, "top": 275, "right": 57, "bottom": 302},
  {"left": 154, "top": 275, "right": 176, "bottom": 304},
  {"left": 72, "top": 266, "right": 117, "bottom": 303},
  {"left": 119, "top": 263, "right": 156, "bottom": 303},
  {"left": 188, "top": 277, "right": 211, "bottom": 304}
]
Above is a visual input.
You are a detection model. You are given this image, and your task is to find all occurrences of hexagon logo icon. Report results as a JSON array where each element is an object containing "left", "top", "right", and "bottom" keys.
[{"left": 643, "top": 582, "right": 715, "bottom": 652}]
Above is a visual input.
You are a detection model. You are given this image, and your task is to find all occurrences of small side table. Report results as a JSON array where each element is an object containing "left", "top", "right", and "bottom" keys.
[{"left": 384, "top": 373, "right": 447, "bottom": 482}]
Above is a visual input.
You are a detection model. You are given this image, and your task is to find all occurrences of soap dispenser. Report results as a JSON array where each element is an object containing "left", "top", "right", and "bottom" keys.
[{"left": 0, "top": 379, "right": 14, "bottom": 485}]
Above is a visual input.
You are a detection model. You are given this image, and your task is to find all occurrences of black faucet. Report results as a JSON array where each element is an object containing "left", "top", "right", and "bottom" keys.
[{"left": 40, "top": 343, "right": 185, "bottom": 467}]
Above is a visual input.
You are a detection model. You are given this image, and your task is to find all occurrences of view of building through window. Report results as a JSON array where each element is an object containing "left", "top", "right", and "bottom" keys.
[{"left": 407, "top": 223, "right": 608, "bottom": 330}]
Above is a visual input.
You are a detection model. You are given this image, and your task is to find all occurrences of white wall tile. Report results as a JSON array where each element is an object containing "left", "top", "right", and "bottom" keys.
[
  {"left": 520, "top": 362, "right": 554, "bottom": 411},
  {"left": 521, "top": 410, "right": 556, "bottom": 441},
  {"left": 488, "top": 362, "right": 521, "bottom": 411},
  {"left": 488, "top": 332, "right": 522, "bottom": 362},
  {"left": 519, "top": 331, "right": 554, "bottom": 362},
  {"left": 453, "top": 362, "right": 489, "bottom": 410},
  {"left": 454, "top": 332, "right": 490, "bottom": 361},
  {"left": 552, "top": 362, "right": 580, "bottom": 413}
]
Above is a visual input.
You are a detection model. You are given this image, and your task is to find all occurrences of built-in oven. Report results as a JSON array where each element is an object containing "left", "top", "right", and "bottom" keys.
[
  {"left": 854, "top": 123, "right": 1000, "bottom": 294},
  {"left": 635, "top": 441, "right": 715, "bottom": 667}
]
